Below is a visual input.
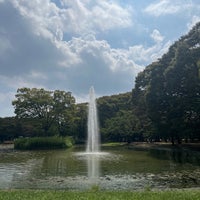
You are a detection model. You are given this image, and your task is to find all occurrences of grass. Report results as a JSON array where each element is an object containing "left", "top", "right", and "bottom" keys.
[
  {"left": 102, "top": 142, "right": 127, "bottom": 147},
  {"left": 0, "top": 190, "right": 200, "bottom": 200},
  {"left": 14, "top": 136, "right": 73, "bottom": 150}
]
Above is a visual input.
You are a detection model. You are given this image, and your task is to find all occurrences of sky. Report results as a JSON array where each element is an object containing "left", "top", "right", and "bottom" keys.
[{"left": 0, "top": 0, "right": 200, "bottom": 117}]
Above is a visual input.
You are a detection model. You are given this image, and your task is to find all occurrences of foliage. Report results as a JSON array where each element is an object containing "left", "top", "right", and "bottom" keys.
[
  {"left": 97, "top": 92, "right": 132, "bottom": 127},
  {"left": 0, "top": 190, "right": 200, "bottom": 200},
  {"left": 133, "top": 22, "right": 200, "bottom": 144},
  {"left": 97, "top": 92, "right": 138, "bottom": 142},
  {"left": 73, "top": 103, "right": 88, "bottom": 143},
  {"left": 102, "top": 110, "right": 141, "bottom": 142},
  {"left": 12, "top": 88, "right": 76, "bottom": 136},
  {"left": 14, "top": 136, "right": 71, "bottom": 150},
  {"left": 64, "top": 136, "right": 75, "bottom": 148},
  {"left": 0, "top": 117, "right": 21, "bottom": 142}
]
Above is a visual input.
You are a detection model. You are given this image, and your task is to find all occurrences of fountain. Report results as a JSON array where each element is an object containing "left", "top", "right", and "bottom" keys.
[
  {"left": 86, "top": 86, "right": 100, "bottom": 153},
  {"left": 75, "top": 86, "right": 108, "bottom": 185}
]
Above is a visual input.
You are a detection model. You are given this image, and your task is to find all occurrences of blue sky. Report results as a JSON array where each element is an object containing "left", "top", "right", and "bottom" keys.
[{"left": 0, "top": 0, "right": 200, "bottom": 117}]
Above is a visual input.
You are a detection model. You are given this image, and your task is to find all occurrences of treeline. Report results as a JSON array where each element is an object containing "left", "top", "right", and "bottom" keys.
[
  {"left": 0, "top": 22, "right": 200, "bottom": 145},
  {"left": 0, "top": 88, "right": 88, "bottom": 143}
]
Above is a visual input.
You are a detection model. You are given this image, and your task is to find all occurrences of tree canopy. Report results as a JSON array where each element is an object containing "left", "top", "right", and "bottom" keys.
[
  {"left": 12, "top": 88, "right": 76, "bottom": 135},
  {"left": 133, "top": 22, "right": 200, "bottom": 143}
]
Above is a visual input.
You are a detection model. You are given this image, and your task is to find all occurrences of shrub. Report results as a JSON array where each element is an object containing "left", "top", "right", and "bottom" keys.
[{"left": 14, "top": 136, "right": 72, "bottom": 150}]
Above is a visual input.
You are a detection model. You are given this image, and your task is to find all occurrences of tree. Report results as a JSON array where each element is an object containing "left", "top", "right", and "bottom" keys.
[
  {"left": 102, "top": 110, "right": 141, "bottom": 143},
  {"left": 97, "top": 92, "right": 132, "bottom": 127},
  {"left": 12, "top": 88, "right": 75, "bottom": 135},
  {"left": 0, "top": 117, "right": 21, "bottom": 142},
  {"left": 52, "top": 90, "right": 76, "bottom": 136},
  {"left": 132, "top": 22, "right": 200, "bottom": 144},
  {"left": 74, "top": 103, "right": 87, "bottom": 142}
]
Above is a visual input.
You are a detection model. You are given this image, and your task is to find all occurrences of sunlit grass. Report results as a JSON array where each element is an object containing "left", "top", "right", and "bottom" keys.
[{"left": 0, "top": 190, "right": 199, "bottom": 200}]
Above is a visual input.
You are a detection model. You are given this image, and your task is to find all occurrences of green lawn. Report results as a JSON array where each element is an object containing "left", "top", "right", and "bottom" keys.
[{"left": 0, "top": 190, "right": 199, "bottom": 200}]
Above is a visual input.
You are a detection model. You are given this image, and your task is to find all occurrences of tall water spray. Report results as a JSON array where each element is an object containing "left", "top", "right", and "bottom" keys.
[{"left": 86, "top": 86, "right": 100, "bottom": 153}]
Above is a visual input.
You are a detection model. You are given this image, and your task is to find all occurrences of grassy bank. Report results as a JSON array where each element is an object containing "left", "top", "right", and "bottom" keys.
[
  {"left": 14, "top": 136, "right": 74, "bottom": 150},
  {"left": 0, "top": 190, "right": 200, "bottom": 200},
  {"left": 102, "top": 142, "right": 127, "bottom": 147}
]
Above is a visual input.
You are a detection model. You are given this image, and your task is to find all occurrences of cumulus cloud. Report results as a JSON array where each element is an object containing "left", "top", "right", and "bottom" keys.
[
  {"left": 90, "top": 1, "right": 132, "bottom": 31},
  {"left": 0, "top": 1, "right": 169, "bottom": 84},
  {"left": 2, "top": 0, "right": 197, "bottom": 116},
  {"left": 53, "top": 36, "right": 143, "bottom": 95},
  {"left": 11, "top": 0, "right": 132, "bottom": 39},
  {"left": 128, "top": 41, "right": 171, "bottom": 66}
]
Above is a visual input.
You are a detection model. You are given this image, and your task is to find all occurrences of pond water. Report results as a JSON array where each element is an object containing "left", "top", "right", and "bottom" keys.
[{"left": 0, "top": 146, "right": 200, "bottom": 190}]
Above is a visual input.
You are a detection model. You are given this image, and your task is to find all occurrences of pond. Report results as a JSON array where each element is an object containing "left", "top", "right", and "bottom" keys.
[{"left": 0, "top": 145, "right": 200, "bottom": 190}]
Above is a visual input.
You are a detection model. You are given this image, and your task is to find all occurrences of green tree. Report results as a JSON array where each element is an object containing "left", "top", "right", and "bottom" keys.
[
  {"left": 52, "top": 90, "right": 76, "bottom": 136},
  {"left": 98, "top": 92, "right": 132, "bottom": 127},
  {"left": 74, "top": 103, "right": 87, "bottom": 143},
  {"left": 0, "top": 117, "right": 21, "bottom": 142},
  {"left": 133, "top": 22, "right": 200, "bottom": 144},
  {"left": 12, "top": 88, "right": 76, "bottom": 136},
  {"left": 102, "top": 110, "right": 141, "bottom": 143}
]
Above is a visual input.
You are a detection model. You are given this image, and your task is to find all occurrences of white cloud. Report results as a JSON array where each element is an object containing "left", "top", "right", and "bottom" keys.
[
  {"left": 150, "top": 29, "right": 164, "bottom": 43},
  {"left": 7, "top": 0, "right": 133, "bottom": 69},
  {"left": 144, "top": 0, "right": 178, "bottom": 16},
  {"left": 187, "top": 15, "right": 200, "bottom": 30},
  {"left": 144, "top": 0, "right": 195, "bottom": 17},
  {"left": 11, "top": 0, "right": 65, "bottom": 42},
  {"left": 60, "top": 36, "right": 141, "bottom": 94},
  {"left": 91, "top": 1, "right": 132, "bottom": 31},
  {"left": 0, "top": 75, "right": 45, "bottom": 90},
  {"left": 0, "top": 0, "right": 171, "bottom": 97},
  {"left": 11, "top": 0, "right": 132, "bottom": 39},
  {"left": 68, "top": 35, "right": 145, "bottom": 73},
  {"left": 128, "top": 37, "right": 171, "bottom": 66}
]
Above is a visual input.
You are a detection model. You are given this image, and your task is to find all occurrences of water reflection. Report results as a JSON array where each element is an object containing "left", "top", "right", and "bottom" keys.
[
  {"left": 87, "top": 154, "right": 100, "bottom": 181},
  {"left": 0, "top": 147, "right": 200, "bottom": 190},
  {"left": 149, "top": 148, "right": 200, "bottom": 166}
]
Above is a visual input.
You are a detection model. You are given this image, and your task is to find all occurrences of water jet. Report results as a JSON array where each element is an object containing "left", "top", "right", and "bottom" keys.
[{"left": 86, "top": 86, "right": 100, "bottom": 153}]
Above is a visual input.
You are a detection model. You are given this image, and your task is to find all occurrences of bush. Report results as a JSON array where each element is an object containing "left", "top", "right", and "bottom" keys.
[
  {"left": 14, "top": 136, "right": 73, "bottom": 150},
  {"left": 64, "top": 136, "right": 75, "bottom": 148}
]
